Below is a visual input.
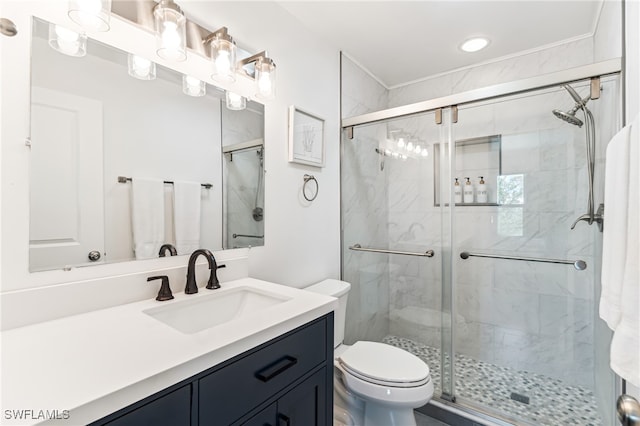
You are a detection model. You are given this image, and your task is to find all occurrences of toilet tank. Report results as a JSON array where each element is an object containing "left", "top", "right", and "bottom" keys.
[{"left": 305, "top": 279, "right": 350, "bottom": 348}]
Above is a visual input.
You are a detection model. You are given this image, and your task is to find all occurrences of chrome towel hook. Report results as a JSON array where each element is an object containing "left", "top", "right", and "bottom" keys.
[{"left": 303, "top": 174, "right": 318, "bottom": 202}]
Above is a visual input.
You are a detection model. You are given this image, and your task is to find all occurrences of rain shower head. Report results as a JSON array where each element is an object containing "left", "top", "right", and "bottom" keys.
[
  {"left": 553, "top": 107, "right": 583, "bottom": 127},
  {"left": 552, "top": 84, "right": 590, "bottom": 127}
]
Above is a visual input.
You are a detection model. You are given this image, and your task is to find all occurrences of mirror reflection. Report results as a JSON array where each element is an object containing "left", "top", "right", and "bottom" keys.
[{"left": 29, "top": 18, "right": 264, "bottom": 272}]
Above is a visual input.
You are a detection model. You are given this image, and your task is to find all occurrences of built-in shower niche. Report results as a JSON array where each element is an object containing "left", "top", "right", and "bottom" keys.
[{"left": 434, "top": 135, "right": 501, "bottom": 206}]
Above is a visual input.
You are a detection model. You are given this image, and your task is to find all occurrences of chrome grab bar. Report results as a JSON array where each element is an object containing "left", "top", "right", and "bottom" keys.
[
  {"left": 618, "top": 395, "right": 640, "bottom": 426},
  {"left": 233, "top": 234, "right": 264, "bottom": 239},
  {"left": 349, "top": 244, "right": 434, "bottom": 258},
  {"left": 460, "top": 251, "right": 587, "bottom": 270}
]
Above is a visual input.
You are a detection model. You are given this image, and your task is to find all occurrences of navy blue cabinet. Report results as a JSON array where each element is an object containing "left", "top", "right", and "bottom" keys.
[{"left": 91, "top": 314, "right": 333, "bottom": 426}]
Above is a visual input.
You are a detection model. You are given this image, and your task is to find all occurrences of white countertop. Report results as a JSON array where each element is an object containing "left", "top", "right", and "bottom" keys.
[{"left": 0, "top": 278, "right": 337, "bottom": 425}]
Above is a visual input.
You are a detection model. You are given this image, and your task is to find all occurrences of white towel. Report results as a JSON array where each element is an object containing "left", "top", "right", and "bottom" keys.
[
  {"left": 600, "top": 120, "right": 632, "bottom": 329},
  {"left": 131, "top": 177, "right": 165, "bottom": 259},
  {"left": 173, "top": 181, "right": 201, "bottom": 255},
  {"left": 602, "top": 115, "right": 640, "bottom": 387}
]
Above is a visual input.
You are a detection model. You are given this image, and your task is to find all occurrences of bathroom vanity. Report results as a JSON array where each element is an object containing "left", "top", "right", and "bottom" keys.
[
  {"left": 1, "top": 278, "right": 336, "bottom": 425},
  {"left": 93, "top": 316, "right": 333, "bottom": 425}
]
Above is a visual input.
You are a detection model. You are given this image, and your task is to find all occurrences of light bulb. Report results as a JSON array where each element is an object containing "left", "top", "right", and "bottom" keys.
[
  {"left": 49, "top": 24, "right": 86, "bottom": 57},
  {"left": 215, "top": 51, "right": 231, "bottom": 75},
  {"left": 254, "top": 56, "right": 276, "bottom": 100},
  {"left": 162, "top": 22, "right": 180, "bottom": 49},
  {"left": 225, "top": 91, "right": 246, "bottom": 110},
  {"left": 406, "top": 141, "right": 414, "bottom": 152},
  {"left": 384, "top": 149, "right": 392, "bottom": 156},
  {"left": 153, "top": 1, "right": 186, "bottom": 62},
  {"left": 258, "top": 72, "right": 272, "bottom": 96},
  {"left": 397, "top": 137, "right": 405, "bottom": 148},
  {"left": 182, "top": 75, "right": 206, "bottom": 97},
  {"left": 128, "top": 54, "right": 156, "bottom": 80},
  {"left": 68, "top": 0, "right": 111, "bottom": 32},
  {"left": 414, "top": 144, "right": 422, "bottom": 154},
  {"left": 421, "top": 148, "right": 429, "bottom": 157}
]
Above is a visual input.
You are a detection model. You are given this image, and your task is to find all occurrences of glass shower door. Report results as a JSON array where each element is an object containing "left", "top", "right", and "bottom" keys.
[
  {"left": 449, "top": 76, "right": 620, "bottom": 425},
  {"left": 341, "top": 108, "right": 454, "bottom": 399}
]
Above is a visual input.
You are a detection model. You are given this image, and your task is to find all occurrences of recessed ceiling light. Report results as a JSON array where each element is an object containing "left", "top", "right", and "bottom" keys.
[{"left": 460, "top": 37, "right": 489, "bottom": 53}]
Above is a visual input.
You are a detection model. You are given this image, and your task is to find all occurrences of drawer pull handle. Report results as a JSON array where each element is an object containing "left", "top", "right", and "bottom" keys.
[
  {"left": 277, "top": 414, "right": 291, "bottom": 426},
  {"left": 255, "top": 355, "right": 298, "bottom": 382}
]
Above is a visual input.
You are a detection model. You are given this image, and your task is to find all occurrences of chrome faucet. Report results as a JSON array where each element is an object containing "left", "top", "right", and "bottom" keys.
[{"left": 185, "top": 249, "right": 220, "bottom": 294}]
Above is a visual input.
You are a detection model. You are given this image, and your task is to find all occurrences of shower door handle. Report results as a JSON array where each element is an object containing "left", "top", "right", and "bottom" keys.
[{"left": 617, "top": 395, "right": 640, "bottom": 425}]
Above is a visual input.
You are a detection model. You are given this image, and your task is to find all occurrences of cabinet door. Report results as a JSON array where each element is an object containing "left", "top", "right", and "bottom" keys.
[
  {"left": 103, "top": 385, "right": 191, "bottom": 426},
  {"left": 276, "top": 368, "right": 327, "bottom": 426},
  {"left": 242, "top": 403, "right": 277, "bottom": 426}
]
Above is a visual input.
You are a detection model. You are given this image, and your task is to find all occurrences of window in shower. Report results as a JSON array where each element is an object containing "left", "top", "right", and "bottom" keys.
[{"left": 497, "top": 174, "right": 524, "bottom": 236}]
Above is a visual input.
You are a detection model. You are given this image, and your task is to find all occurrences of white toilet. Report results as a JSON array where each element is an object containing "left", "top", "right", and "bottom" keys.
[{"left": 305, "top": 279, "right": 434, "bottom": 426}]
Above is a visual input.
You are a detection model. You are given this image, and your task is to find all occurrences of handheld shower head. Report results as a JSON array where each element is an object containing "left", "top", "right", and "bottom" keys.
[
  {"left": 553, "top": 106, "right": 583, "bottom": 127},
  {"left": 553, "top": 84, "right": 590, "bottom": 127}
]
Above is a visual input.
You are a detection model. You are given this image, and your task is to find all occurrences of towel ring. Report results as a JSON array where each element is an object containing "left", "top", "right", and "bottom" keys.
[{"left": 303, "top": 174, "right": 319, "bottom": 202}]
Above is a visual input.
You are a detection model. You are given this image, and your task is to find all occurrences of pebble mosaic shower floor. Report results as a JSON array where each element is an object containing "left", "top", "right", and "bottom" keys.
[{"left": 382, "top": 335, "right": 602, "bottom": 426}]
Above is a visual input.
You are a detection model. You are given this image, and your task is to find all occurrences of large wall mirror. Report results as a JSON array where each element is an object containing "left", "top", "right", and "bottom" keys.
[{"left": 29, "top": 17, "right": 265, "bottom": 272}]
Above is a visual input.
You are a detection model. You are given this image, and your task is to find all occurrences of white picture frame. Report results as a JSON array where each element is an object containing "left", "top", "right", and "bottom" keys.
[{"left": 288, "top": 106, "right": 325, "bottom": 167}]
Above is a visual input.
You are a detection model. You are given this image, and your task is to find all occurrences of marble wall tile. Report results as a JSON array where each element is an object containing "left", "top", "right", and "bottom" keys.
[
  {"left": 388, "top": 39, "right": 593, "bottom": 108},
  {"left": 341, "top": 55, "right": 388, "bottom": 118},
  {"left": 538, "top": 294, "right": 594, "bottom": 344},
  {"left": 454, "top": 320, "right": 495, "bottom": 364}
]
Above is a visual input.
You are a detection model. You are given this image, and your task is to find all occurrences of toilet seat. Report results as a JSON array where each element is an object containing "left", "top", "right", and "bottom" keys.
[{"left": 338, "top": 341, "right": 430, "bottom": 388}]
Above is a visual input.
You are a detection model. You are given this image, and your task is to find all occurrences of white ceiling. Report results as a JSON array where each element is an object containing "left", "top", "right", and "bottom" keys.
[{"left": 277, "top": 1, "right": 604, "bottom": 88}]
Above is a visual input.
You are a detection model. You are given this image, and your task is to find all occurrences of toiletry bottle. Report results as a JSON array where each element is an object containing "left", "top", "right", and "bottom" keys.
[
  {"left": 463, "top": 177, "right": 474, "bottom": 203},
  {"left": 476, "top": 176, "right": 488, "bottom": 203},
  {"left": 454, "top": 178, "right": 462, "bottom": 204}
]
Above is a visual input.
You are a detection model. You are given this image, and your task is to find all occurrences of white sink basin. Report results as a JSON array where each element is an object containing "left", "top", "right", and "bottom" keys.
[{"left": 144, "top": 286, "right": 292, "bottom": 334}]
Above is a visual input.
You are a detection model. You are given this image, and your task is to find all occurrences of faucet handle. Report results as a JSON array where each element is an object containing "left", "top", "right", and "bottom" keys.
[
  {"left": 205, "top": 264, "right": 225, "bottom": 290},
  {"left": 148, "top": 275, "right": 174, "bottom": 301}
]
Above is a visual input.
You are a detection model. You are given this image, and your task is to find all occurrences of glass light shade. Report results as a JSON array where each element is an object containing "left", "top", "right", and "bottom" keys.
[
  {"left": 406, "top": 141, "right": 414, "bottom": 152},
  {"left": 421, "top": 148, "right": 429, "bottom": 157},
  {"left": 225, "top": 91, "right": 246, "bottom": 110},
  {"left": 68, "top": 0, "right": 111, "bottom": 32},
  {"left": 414, "top": 144, "right": 422, "bottom": 154},
  {"left": 182, "top": 75, "right": 206, "bottom": 97},
  {"left": 255, "top": 57, "right": 276, "bottom": 100},
  {"left": 210, "top": 35, "right": 237, "bottom": 82},
  {"left": 48, "top": 24, "right": 86, "bottom": 57},
  {"left": 153, "top": 1, "right": 187, "bottom": 62},
  {"left": 397, "top": 137, "right": 405, "bottom": 148},
  {"left": 128, "top": 54, "right": 156, "bottom": 80}
]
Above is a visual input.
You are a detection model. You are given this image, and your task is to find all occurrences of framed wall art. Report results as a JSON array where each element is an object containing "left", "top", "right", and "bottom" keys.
[{"left": 288, "top": 106, "right": 325, "bottom": 167}]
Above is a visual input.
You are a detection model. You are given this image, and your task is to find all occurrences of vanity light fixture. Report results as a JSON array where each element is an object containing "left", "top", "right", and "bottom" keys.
[
  {"left": 239, "top": 51, "right": 276, "bottom": 100},
  {"left": 68, "top": 0, "right": 112, "bottom": 32},
  {"left": 153, "top": 0, "right": 187, "bottom": 62},
  {"left": 460, "top": 37, "right": 489, "bottom": 53},
  {"left": 225, "top": 91, "right": 246, "bottom": 110},
  {"left": 182, "top": 75, "right": 206, "bottom": 97},
  {"left": 48, "top": 23, "right": 87, "bottom": 57},
  {"left": 128, "top": 54, "right": 156, "bottom": 80},
  {"left": 204, "top": 27, "right": 237, "bottom": 82}
]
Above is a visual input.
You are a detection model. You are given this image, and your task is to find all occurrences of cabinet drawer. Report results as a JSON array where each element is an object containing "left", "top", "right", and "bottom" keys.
[{"left": 199, "top": 318, "right": 327, "bottom": 425}]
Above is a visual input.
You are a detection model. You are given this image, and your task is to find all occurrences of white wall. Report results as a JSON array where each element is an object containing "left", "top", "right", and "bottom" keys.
[
  {"left": 181, "top": 2, "right": 342, "bottom": 288},
  {"left": 0, "top": 1, "right": 340, "bottom": 328}
]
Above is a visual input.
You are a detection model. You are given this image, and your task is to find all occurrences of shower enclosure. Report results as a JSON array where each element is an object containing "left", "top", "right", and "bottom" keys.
[{"left": 341, "top": 63, "right": 621, "bottom": 425}]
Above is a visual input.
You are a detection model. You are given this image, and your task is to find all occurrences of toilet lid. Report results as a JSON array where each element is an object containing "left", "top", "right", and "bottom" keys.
[{"left": 338, "top": 341, "right": 430, "bottom": 386}]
